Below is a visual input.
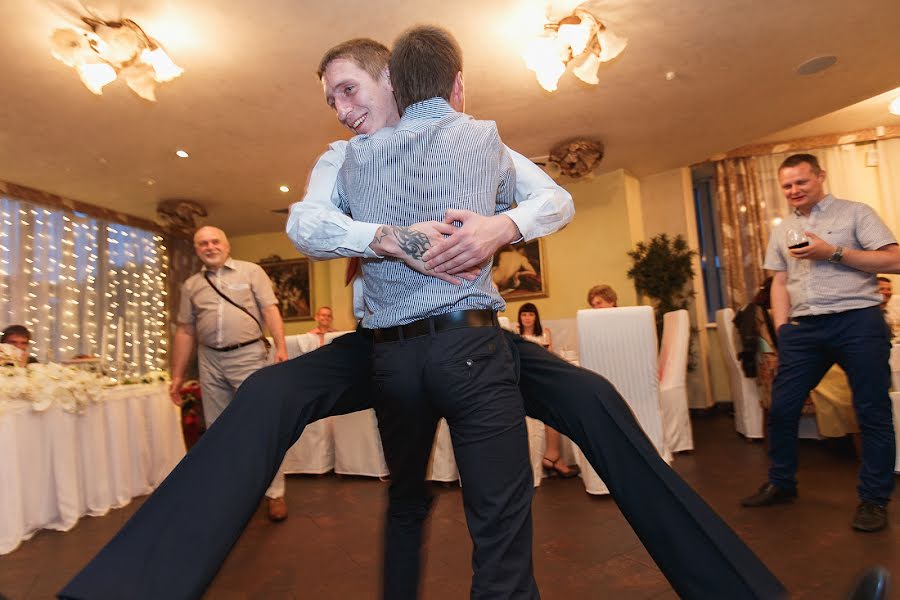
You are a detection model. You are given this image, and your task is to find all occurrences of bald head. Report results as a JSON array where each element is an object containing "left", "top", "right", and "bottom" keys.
[{"left": 193, "top": 226, "right": 231, "bottom": 269}]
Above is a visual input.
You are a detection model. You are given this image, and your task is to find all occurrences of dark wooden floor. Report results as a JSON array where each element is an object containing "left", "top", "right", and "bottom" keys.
[{"left": 2, "top": 412, "right": 897, "bottom": 599}]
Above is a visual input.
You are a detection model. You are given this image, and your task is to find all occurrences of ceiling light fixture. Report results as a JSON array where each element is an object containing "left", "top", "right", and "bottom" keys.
[
  {"left": 522, "top": 6, "right": 626, "bottom": 92},
  {"left": 279, "top": 185, "right": 290, "bottom": 193},
  {"left": 175, "top": 150, "right": 189, "bottom": 158},
  {"left": 50, "top": 16, "right": 183, "bottom": 101},
  {"left": 889, "top": 96, "right": 900, "bottom": 116}
]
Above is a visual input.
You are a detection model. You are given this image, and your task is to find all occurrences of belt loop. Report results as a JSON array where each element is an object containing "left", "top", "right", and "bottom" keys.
[{"left": 429, "top": 316, "right": 437, "bottom": 338}]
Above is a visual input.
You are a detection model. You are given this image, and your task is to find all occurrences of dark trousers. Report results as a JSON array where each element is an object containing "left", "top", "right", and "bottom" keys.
[
  {"left": 374, "top": 327, "right": 537, "bottom": 600},
  {"left": 59, "top": 330, "right": 785, "bottom": 600},
  {"left": 768, "top": 305, "right": 895, "bottom": 505}
]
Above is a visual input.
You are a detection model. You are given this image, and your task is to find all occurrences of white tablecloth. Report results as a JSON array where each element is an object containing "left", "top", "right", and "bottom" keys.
[{"left": 0, "top": 383, "right": 185, "bottom": 555}]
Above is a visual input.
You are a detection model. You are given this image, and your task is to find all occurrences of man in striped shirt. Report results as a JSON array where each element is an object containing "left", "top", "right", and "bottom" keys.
[
  {"left": 742, "top": 153, "right": 900, "bottom": 533},
  {"left": 335, "top": 26, "right": 537, "bottom": 598}
]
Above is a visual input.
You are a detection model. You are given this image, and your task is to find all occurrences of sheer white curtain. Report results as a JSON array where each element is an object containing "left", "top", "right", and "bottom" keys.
[
  {"left": 0, "top": 197, "right": 168, "bottom": 373},
  {"left": 875, "top": 138, "right": 900, "bottom": 239}
]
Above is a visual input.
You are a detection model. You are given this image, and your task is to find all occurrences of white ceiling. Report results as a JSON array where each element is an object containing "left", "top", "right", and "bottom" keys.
[{"left": 2, "top": 0, "right": 899, "bottom": 236}]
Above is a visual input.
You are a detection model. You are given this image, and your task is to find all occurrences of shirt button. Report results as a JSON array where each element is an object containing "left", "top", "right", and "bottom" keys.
[{"left": 465, "top": 359, "right": 473, "bottom": 367}]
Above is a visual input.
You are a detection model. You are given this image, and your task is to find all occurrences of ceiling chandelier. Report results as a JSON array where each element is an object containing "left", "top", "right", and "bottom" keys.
[
  {"left": 523, "top": 7, "right": 627, "bottom": 92},
  {"left": 50, "top": 16, "right": 183, "bottom": 101}
]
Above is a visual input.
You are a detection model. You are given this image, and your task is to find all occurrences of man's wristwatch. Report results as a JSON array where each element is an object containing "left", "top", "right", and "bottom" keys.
[{"left": 827, "top": 245, "right": 844, "bottom": 263}]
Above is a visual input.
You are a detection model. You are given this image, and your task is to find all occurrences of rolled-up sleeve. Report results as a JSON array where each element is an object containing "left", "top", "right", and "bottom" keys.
[{"left": 502, "top": 147, "right": 574, "bottom": 242}]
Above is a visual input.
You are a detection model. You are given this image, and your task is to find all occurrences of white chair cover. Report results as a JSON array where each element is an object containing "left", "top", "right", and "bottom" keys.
[
  {"left": 426, "top": 419, "right": 459, "bottom": 483},
  {"left": 658, "top": 309, "right": 693, "bottom": 453},
  {"left": 332, "top": 410, "right": 389, "bottom": 477},
  {"left": 322, "top": 330, "right": 391, "bottom": 477},
  {"left": 716, "top": 308, "right": 765, "bottom": 439},
  {"left": 525, "top": 417, "right": 547, "bottom": 487},
  {"left": 281, "top": 333, "right": 336, "bottom": 475},
  {"left": 891, "top": 343, "right": 900, "bottom": 392},
  {"left": 715, "top": 308, "right": 822, "bottom": 441},
  {"left": 574, "top": 306, "right": 667, "bottom": 495}
]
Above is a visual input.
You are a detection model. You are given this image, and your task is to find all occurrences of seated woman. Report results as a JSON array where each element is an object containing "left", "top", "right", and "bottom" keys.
[
  {"left": 587, "top": 284, "right": 618, "bottom": 309},
  {"left": 516, "top": 302, "right": 580, "bottom": 478}
]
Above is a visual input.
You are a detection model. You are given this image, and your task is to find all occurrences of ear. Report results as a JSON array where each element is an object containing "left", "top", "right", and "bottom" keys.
[
  {"left": 381, "top": 66, "right": 393, "bottom": 91},
  {"left": 450, "top": 71, "right": 465, "bottom": 111}
]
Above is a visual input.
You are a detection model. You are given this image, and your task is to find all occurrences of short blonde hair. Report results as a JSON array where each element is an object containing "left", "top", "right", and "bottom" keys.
[{"left": 587, "top": 284, "right": 618, "bottom": 307}]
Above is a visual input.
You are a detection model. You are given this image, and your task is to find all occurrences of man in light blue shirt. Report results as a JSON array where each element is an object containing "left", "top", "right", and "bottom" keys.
[{"left": 742, "top": 153, "right": 900, "bottom": 533}]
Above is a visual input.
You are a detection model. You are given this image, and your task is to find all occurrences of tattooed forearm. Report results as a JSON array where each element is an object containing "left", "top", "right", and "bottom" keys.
[
  {"left": 372, "top": 226, "right": 391, "bottom": 245},
  {"left": 392, "top": 226, "right": 431, "bottom": 260}
]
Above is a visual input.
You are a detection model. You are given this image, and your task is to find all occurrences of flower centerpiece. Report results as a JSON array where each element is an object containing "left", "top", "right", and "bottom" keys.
[{"left": 0, "top": 360, "right": 107, "bottom": 413}]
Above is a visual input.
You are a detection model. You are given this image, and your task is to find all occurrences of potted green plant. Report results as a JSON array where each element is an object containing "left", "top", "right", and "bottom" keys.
[{"left": 626, "top": 233, "right": 696, "bottom": 337}]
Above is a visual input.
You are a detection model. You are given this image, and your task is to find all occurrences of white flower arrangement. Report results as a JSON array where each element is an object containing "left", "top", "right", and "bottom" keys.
[
  {"left": 0, "top": 361, "right": 165, "bottom": 413},
  {"left": 0, "top": 342, "right": 25, "bottom": 367}
]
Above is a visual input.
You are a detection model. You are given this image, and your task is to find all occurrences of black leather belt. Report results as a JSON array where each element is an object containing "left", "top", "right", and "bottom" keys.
[
  {"left": 206, "top": 338, "right": 264, "bottom": 352},
  {"left": 371, "top": 309, "right": 499, "bottom": 343}
]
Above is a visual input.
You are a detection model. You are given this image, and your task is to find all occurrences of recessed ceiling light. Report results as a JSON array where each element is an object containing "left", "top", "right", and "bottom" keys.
[
  {"left": 795, "top": 55, "right": 837, "bottom": 76},
  {"left": 279, "top": 185, "right": 290, "bottom": 193},
  {"left": 175, "top": 149, "right": 189, "bottom": 158},
  {"left": 889, "top": 97, "right": 900, "bottom": 116},
  {"left": 144, "top": 177, "right": 156, "bottom": 186}
]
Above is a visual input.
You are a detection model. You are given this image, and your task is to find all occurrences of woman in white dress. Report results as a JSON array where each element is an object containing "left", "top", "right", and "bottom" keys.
[{"left": 516, "top": 303, "right": 580, "bottom": 478}]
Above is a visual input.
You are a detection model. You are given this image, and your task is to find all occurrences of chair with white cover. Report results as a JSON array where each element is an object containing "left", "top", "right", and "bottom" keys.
[
  {"left": 426, "top": 419, "right": 459, "bottom": 483},
  {"left": 574, "top": 306, "right": 667, "bottom": 494},
  {"left": 325, "top": 331, "right": 389, "bottom": 477},
  {"left": 716, "top": 308, "right": 765, "bottom": 440},
  {"left": 280, "top": 334, "right": 336, "bottom": 475},
  {"left": 658, "top": 309, "right": 693, "bottom": 453}
]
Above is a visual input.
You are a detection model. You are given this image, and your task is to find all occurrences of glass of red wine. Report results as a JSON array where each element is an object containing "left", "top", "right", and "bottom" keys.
[{"left": 786, "top": 228, "right": 809, "bottom": 249}]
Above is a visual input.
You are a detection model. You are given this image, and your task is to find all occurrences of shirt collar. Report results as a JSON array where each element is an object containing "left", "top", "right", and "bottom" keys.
[
  {"left": 793, "top": 194, "right": 834, "bottom": 217},
  {"left": 400, "top": 97, "right": 454, "bottom": 122}
]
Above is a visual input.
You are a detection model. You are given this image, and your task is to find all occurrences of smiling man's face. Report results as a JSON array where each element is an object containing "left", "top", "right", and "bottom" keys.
[{"left": 321, "top": 58, "right": 399, "bottom": 135}]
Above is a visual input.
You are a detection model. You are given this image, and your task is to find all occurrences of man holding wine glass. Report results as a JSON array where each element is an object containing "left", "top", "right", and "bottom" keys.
[{"left": 741, "top": 153, "right": 900, "bottom": 533}]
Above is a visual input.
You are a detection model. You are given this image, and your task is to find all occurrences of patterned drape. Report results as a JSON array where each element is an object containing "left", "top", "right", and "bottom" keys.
[{"left": 714, "top": 158, "right": 769, "bottom": 308}]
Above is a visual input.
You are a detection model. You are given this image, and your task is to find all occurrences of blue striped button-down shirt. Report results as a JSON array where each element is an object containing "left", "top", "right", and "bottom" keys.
[
  {"left": 763, "top": 195, "right": 896, "bottom": 316},
  {"left": 336, "top": 98, "right": 515, "bottom": 328}
]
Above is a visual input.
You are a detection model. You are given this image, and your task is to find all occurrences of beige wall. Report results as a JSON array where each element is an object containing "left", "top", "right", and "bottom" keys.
[{"left": 501, "top": 169, "right": 644, "bottom": 322}]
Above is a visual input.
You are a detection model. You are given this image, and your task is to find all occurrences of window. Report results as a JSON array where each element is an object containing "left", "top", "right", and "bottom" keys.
[{"left": 0, "top": 197, "right": 167, "bottom": 372}]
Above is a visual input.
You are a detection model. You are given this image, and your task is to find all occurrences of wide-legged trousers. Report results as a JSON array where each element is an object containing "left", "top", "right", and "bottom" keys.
[{"left": 59, "top": 329, "right": 785, "bottom": 600}]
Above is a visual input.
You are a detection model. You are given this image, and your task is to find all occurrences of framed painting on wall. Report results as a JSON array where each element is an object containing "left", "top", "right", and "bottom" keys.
[
  {"left": 259, "top": 257, "right": 312, "bottom": 321},
  {"left": 491, "top": 239, "right": 547, "bottom": 301}
]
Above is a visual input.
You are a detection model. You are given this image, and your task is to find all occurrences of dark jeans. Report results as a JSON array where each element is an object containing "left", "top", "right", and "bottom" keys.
[
  {"left": 373, "top": 327, "right": 537, "bottom": 600},
  {"left": 59, "top": 330, "right": 785, "bottom": 600},
  {"left": 768, "top": 305, "right": 895, "bottom": 505}
]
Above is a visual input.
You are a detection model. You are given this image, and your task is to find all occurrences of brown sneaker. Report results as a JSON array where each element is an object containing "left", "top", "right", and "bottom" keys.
[
  {"left": 267, "top": 496, "right": 288, "bottom": 522},
  {"left": 852, "top": 502, "right": 887, "bottom": 532}
]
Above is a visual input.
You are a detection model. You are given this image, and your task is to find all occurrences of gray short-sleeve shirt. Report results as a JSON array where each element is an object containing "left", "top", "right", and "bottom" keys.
[
  {"left": 763, "top": 195, "right": 896, "bottom": 316},
  {"left": 177, "top": 258, "right": 278, "bottom": 348}
]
